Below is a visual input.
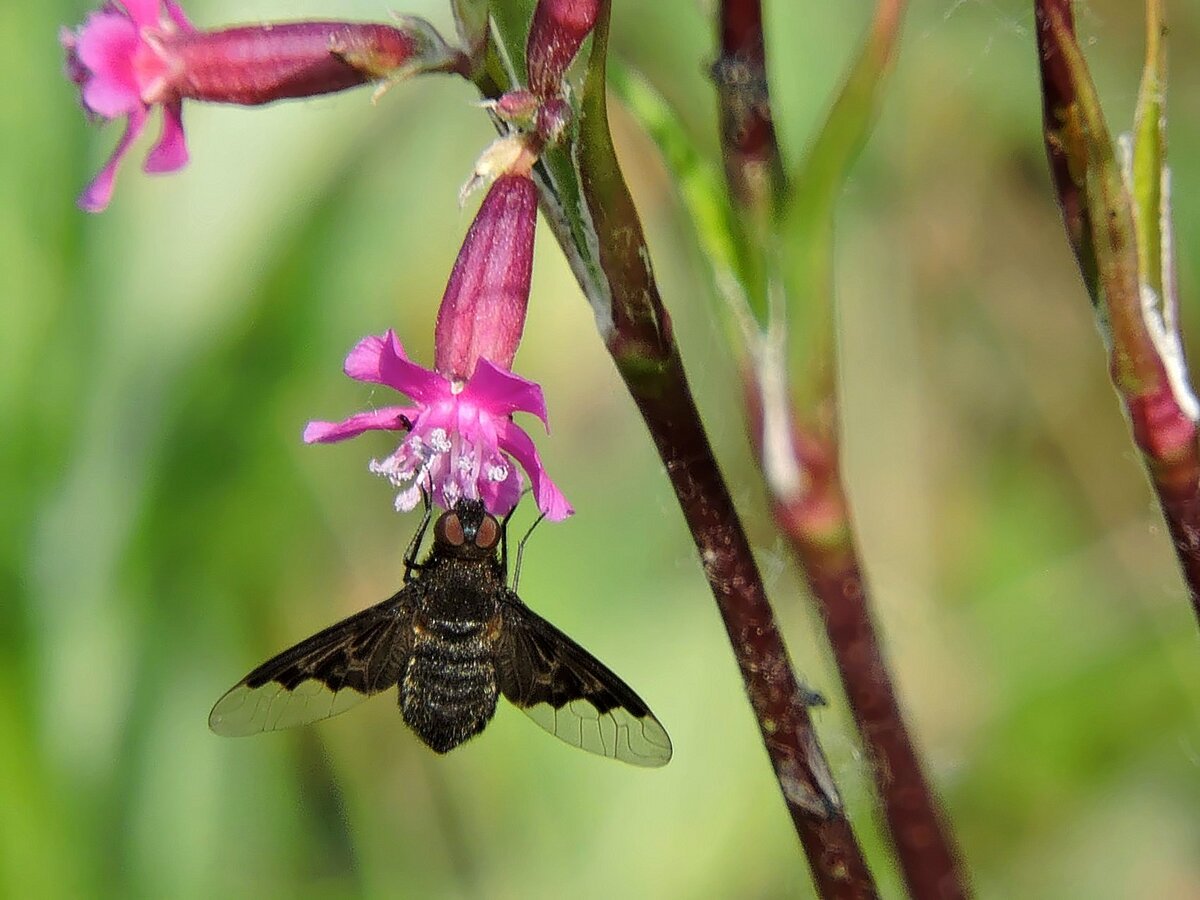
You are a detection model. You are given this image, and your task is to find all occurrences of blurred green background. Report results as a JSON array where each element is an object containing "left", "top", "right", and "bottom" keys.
[{"left": 4, "top": 0, "right": 1200, "bottom": 897}]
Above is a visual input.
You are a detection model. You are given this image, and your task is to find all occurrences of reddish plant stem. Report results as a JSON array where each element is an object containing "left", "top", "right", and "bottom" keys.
[
  {"left": 1033, "top": 0, "right": 1098, "bottom": 291},
  {"left": 749, "top": 388, "right": 971, "bottom": 900},
  {"left": 568, "top": 5, "right": 878, "bottom": 894},
  {"left": 629, "top": 353, "right": 878, "bottom": 899},
  {"left": 717, "top": 3, "right": 972, "bottom": 895},
  {"left": 714, "top": 0, "right": 785, "bottom": 211},
  {"left": 481, "top": 3, "right": 879, "bottom": 891},
  {"left": 1035, "top": 0, "right": 1200, "bottom": 623},
  {"left": 1153, "top": 476, "right": 1200, "bottom": 622}
]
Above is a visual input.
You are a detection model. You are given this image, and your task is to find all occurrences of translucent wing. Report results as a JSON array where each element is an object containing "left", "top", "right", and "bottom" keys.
[
  {"left": 209, "top": 587, "right": 417, "bottom": 736},
  {"left": 495, "top": 594, "right": 672, "bottom": 767}
]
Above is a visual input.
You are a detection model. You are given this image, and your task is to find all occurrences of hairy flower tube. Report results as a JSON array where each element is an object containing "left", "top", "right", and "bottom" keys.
[
  {"left": 435, "top": 174, "right": 538, "bottom": 380},
  {"left": 61, "top": 0, "right": 462, "bottom": 211},
  {"left": 304, "top": 330, "right": 571, "bottom": 521}
]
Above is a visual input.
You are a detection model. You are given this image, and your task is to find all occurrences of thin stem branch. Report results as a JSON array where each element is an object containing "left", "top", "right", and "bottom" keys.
[
  {"left": 721, "top": 3, "right": 972, "bottom": 897},
  {"left": 714, "top": 0, "right": 785, "bottom": 214},
  {"left": 1034, "top": 0, "right": 1200, "bottom": 625},
  {"left": 748, "top": 388, "right": 970, "bottom": 900}
]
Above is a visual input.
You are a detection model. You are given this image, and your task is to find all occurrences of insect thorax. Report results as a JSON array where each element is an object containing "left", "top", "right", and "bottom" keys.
[{"left": 399, "top": 564, "right": 502, "bottom": 753}]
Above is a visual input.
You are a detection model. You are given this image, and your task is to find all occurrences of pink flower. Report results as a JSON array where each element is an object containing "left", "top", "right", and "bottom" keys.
[
  {"left": 304, "top": 331, "right": 572, "bottom": 522},
  {"left": 61, "top": 1, "right": 463, "bottom": 211},
  {"left": 62, "top": 0, "right": 193, "bottom": 211}
]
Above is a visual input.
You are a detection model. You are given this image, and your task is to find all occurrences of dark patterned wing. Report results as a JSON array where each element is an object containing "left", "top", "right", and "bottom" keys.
[
  {"left": 209, "top": 586, "right": 417, "bottom": 736},
  {"left": 495, "top": 594, "right": 672, "bottom": 767}
]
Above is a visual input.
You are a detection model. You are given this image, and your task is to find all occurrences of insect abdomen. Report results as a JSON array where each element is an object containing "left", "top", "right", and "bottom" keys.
[{"left": 400, "top": 617, "right": 498, "bottom": 753}]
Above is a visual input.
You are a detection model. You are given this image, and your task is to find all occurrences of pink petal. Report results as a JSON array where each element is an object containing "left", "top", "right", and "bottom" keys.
[
  {"left": 496, "top": 419, "right": 573, "bottom": 520},
  {"left": 344, "top": 330, "right": 446, "bottom": 403},
  {"left": 76, "top": 12, "right": 142, "bottom": 116},
  {"left": 78, "top": 106, "right": 148, "bottom": 212},
  {"left": 479, "top": 467, "right": 523, "bottom": 519},
  {"left": 462, "top": 358, "right": 549, "bottom": 426},
  {"left": 303, "top": 406, "right": 417, "bottom": 444},
  {"left": 456, "top": 402, "right": 499, "bottom": 457},
  {"left": 118, "top": 0, "right": 165, "bottom": 28},
  {"left": 143, "top": 100, "right": 187, "bottom": 172}
]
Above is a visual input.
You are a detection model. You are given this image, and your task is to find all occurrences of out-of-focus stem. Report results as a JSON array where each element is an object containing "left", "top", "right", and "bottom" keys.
[
  {"left": 714, "top": 0, "right": 785, "bottom": 219},
  {"left": 1035, "top": 0, "right": 1200, "bottom": 624},
  {"left": 747, "top": 380, "right": 970, "bottom": 900},
  {"left": 724, "top": 2, "right": 972, "bottom": 896}
]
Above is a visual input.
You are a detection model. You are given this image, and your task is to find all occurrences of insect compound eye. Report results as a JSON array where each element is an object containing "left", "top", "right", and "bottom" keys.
[
  {"left": 435, "top": 512, "right": 466, "bottom": 547},
  {"left": 474, "top": 514, "right": 500, "bottom": 551}
]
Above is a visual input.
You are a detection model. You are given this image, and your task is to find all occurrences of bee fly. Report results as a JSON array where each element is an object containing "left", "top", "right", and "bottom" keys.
[{"left": 209, "top": 499, "right": 672, "bottom": 767}]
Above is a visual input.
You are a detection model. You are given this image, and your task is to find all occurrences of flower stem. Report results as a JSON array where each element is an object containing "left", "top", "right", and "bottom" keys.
[
  {"left": 720, "top": 3, "right": 972, "bottom": 896},
  {"left": 630, "top": 351, "right": 878, "bottom": 898},
  {"left": 747, "top": 385, "right": 971, "bottom": 900}
]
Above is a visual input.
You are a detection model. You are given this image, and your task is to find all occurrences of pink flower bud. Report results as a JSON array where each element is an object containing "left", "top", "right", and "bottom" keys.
[
  {"left": 486, "top": 91, "right": 572, "bottom": 149},
  {"left": 535, "top": 97, "right": 572, "bottom": 145},
  {"left": 493, "top": 89, "right": 540, "bottom": 127},
  {"left": 525, "top": 0, "right": 600, "bottom": 98},
  {"left": 166, "top": 22, "right": 439, "bottom": 106},
  {"left": 435, "top": 174, "right": 538, "bottom": 381}
]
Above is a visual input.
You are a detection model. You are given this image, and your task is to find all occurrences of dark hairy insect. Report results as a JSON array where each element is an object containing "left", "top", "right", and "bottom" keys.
[{"left": 209, "top": 499, "right": 672, "bottom": 767}]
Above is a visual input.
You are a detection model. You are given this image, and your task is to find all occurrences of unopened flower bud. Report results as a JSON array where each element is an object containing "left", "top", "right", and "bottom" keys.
[
  {"left": 525, "top": 0, "right": 600, "bottom": 98},
  {"left": 437, "top": 174, "right": 539, "bottom": 381}
]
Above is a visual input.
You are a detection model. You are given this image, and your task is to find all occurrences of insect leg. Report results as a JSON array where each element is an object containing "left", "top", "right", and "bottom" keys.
[
  {"left": 512, "top": 510, "right": 546, "bottom": 592},
  {"left": 498, "top": 502, "right": 521, "bottom": 580},
  {"left": 403, "top": 487, "right": 434, "bottom": 582}
]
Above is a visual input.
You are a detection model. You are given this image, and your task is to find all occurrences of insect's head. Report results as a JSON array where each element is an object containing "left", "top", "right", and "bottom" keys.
[{"left": 433, "top": 499, "right": 502, "bottom": 559}]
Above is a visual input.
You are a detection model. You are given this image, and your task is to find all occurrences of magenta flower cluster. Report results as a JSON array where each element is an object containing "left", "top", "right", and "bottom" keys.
[
  {"left": 62, "top": 0, "right": 595, "bottom": 524},
  {"left": 304, "top": 330, "right": 571, "bottom": 521}
]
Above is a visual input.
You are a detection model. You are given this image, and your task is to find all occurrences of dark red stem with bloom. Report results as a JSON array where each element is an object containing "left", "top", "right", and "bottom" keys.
[
  {"left": 629, "top": 356, "right": 877, "bottom": 898},
  {"left": 1033, "top": 0, "right": 1096, "bottom": 289},
  {"left": 718, "top": 2, "right": 970, "bottom": 896},
  {"left": 746, "top": 384, "right": 971, "bottom": 900},
  {"left": 558, "top": 6, "right": 879, "bottom": 894}
]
